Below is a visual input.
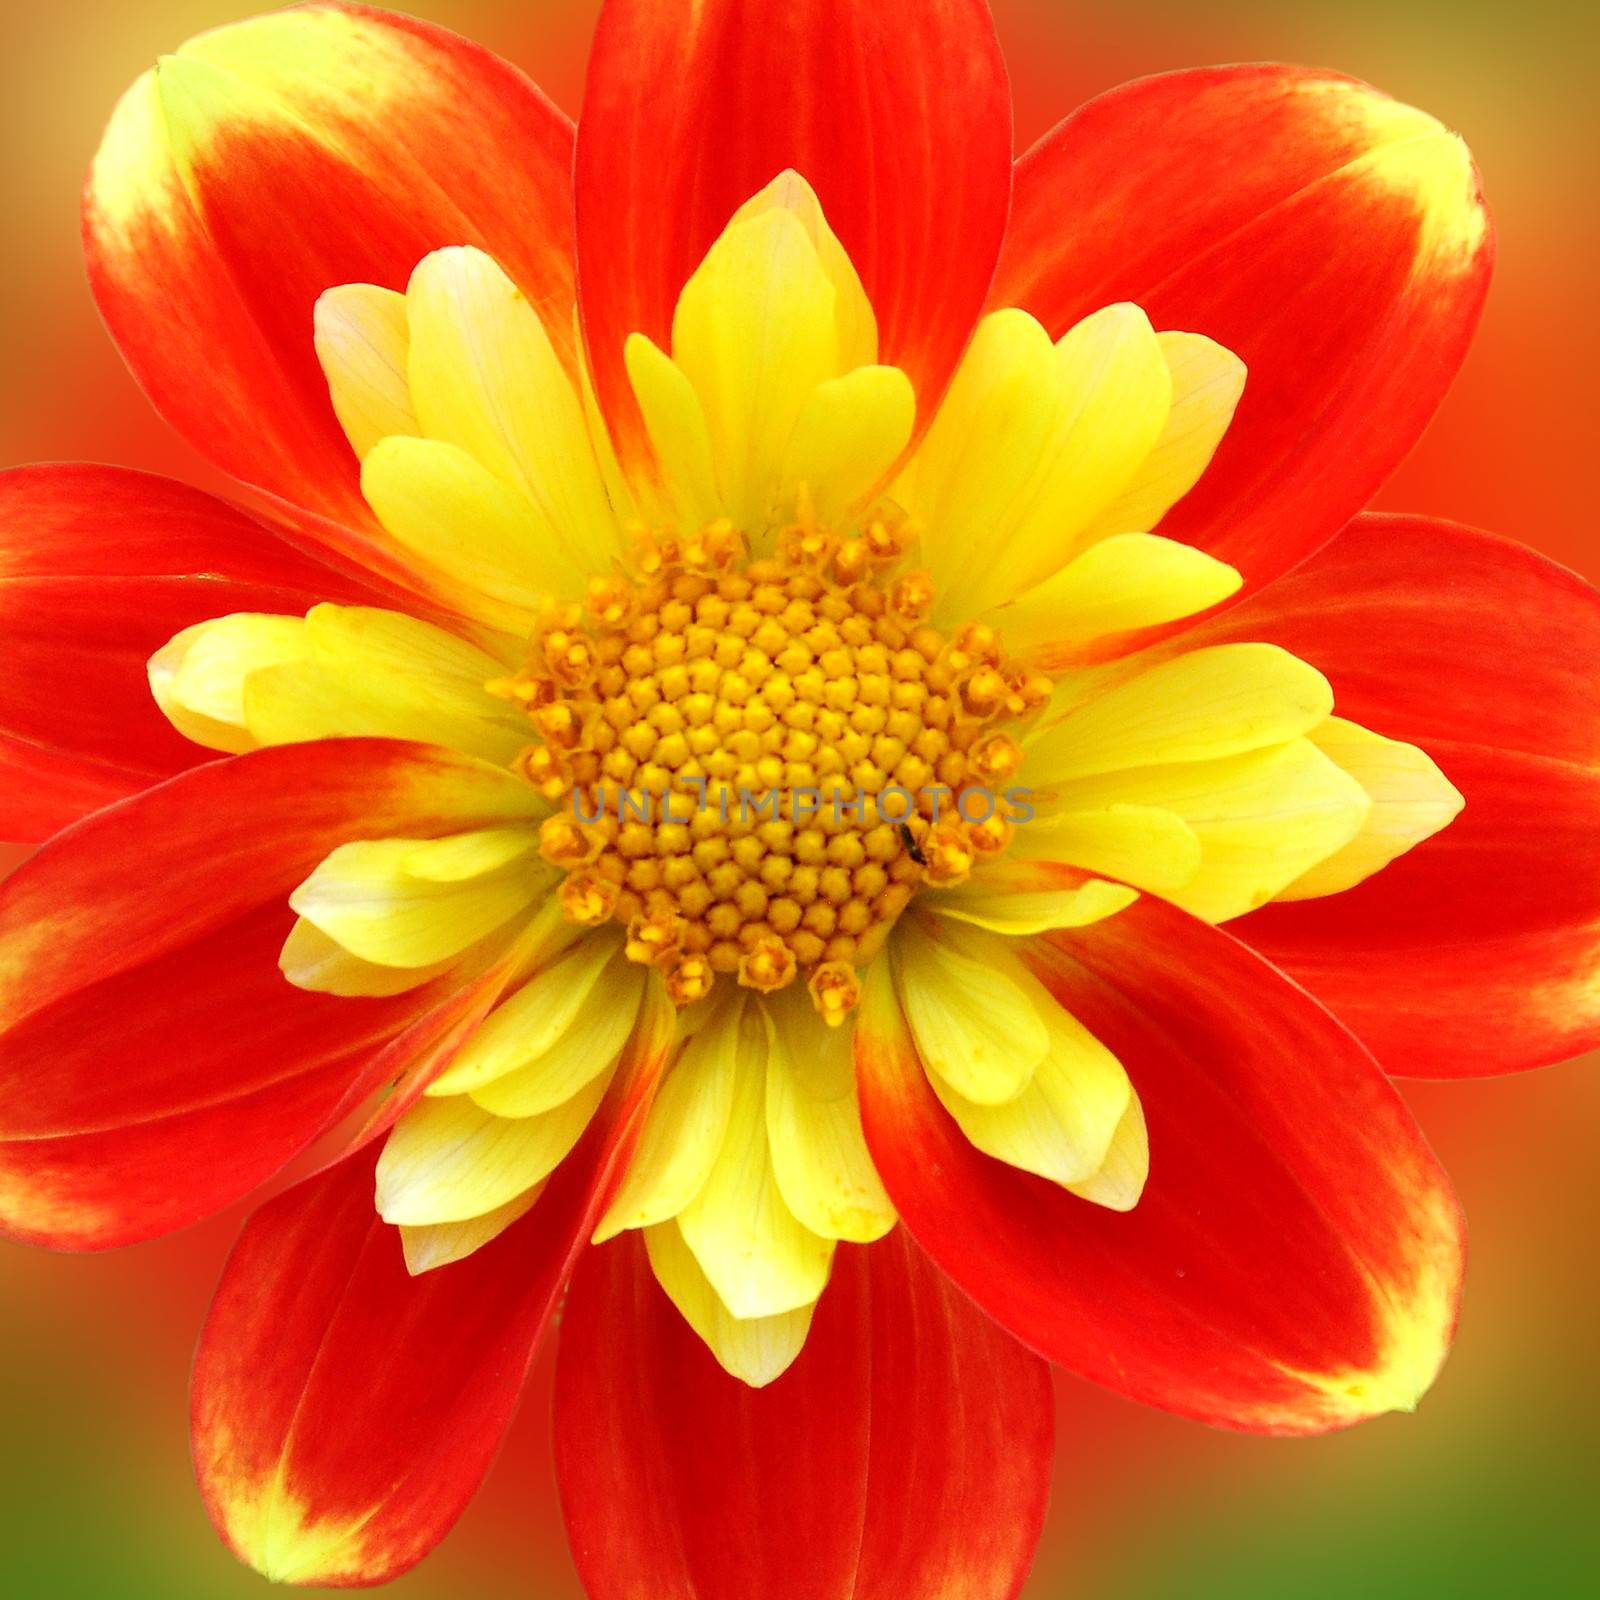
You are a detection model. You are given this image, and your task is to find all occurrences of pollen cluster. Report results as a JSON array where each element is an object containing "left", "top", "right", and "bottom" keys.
[{"left": 493, "top": 514, "right": 1047, "bottom": 1020}]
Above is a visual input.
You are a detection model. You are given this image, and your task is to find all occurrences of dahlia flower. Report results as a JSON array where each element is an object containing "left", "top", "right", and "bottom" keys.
[{"left": 2, "top": 1, "right": 1593, "bottom": 1594}]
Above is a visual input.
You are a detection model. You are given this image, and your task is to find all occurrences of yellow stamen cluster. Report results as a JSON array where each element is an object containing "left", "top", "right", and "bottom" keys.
[{"left": 495, "top": 516, "right": 1046, "bottom": 1020}]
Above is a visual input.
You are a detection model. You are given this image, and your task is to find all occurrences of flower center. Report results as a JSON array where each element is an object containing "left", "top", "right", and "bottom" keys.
[{"left": 495, "top": 512, "right": 1048, "bottom": 1020}]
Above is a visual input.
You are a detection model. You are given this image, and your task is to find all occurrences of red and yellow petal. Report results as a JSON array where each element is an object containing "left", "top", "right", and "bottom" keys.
[
  {"left": 992, "top": 66, "right": 1492, "bottom": 591},
  {"left": 575, "top": 0, "right": 1012, "bottom": 463},
  {"left": 0, "top": 464, "right": 374, "bottom": 841},
  {"left": 556, "top": 1229, "right": 1052, "bottom": 1600},
  {"left": 1193, "top": 512, "right": 1600, "bottom": 1075},
  {"left": 0, "top": 739, "right": 537, "bottom": 1249},
  {"left": 194, "top": 1009, "right": 669, "bottom": 1588},
  {"left": 856, "top": 897, "right": 1464, "bottom": 1435},
  {"left": 84, "top": 2, "right": 576, "bottom": 538}
]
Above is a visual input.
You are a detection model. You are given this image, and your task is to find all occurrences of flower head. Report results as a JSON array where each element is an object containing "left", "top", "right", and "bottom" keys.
[{"left": 1, "top": 2, "right": 1590, "bottom": 1596}]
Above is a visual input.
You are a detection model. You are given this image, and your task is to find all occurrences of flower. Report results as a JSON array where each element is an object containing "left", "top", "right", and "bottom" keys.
[{"left": 0, "top": 0, "right": 1592, "bottom": 1594}]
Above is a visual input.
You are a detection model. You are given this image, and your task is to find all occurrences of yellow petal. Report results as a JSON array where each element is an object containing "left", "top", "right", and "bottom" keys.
[
  {"left": 243, "top": 604, "right": 526, "bottom": 763},
  {"left": 763, "top": 989, "right": 895, "bottom": 1244},
  {"left": 592, "top": 1003, "right": 742, "bottom": 1242},
  {"left": 377, "top": 1069, "right": 611, "bottom": 1226},
  {"left": 926, "top": 861, "right": 1139, "bottom": 936},
  {"left": 576, "top": 308, "right": 642, "bottom": 523},
  {"left": 728, "top": 169, "right": 876, "bottom": 372},
  {"left": 932, "top": 975, "right": 1134, "bottom": 1187},
  {"left": 305, "top": 603, "right": 515, "bottom": 699},
  {"left": 1066, "top": 1090, "right": 1149, "bottom": 1212},
  {"left": 1027, "top": 643, "right": 1334, "bottom": 782},
  {"left": 278, "top": 916, "right": 457, "bottom": 998},
  {"left": 644, "top": 1221, "right": 817, "bottom": 1388},
  {"left": 472, "top": 957, "right": 646, "bottom": 1117},
  {"left": 778, "top": 366, "right": 915, "bottom": 525},
  {"left": 405, "top": 246, "right": 617, "bottom": 570},
  {"left": 313, "top": 283, "right": 418, "bottom": 460},
  {"left": 993, "top": 533, "right": 1242, "bottom": 665},
  {"left": 907, "top": 304, "right": 1173, "bottom": 614},
  {"left": 985, "top": 303, "right": 1173, "bottom": 600},
  {"left": 397, "top": 827, "right": 543, "bottom": 881},
  {"left": 288, "top": 826, "right": 546, "bottom": 967},
  {"left": 427, "top": 934, "right": 618, "bottom": 1096},
  {"left": 897, "top": 309, "right": 1060, "bottom": 605},
  {"left": 1048, "top": 739, "right": 1371, "bottom": 922},
  {"left": 677, "top": 1002, "right": 834, "bottom": 1319},
  {"left": 1078, "top": 331, "right": 1246, "bottom": 542},
  {"left": 1277, "top": 717, "right": 1464, "bottom": 900},
  {"left": 893, "top": 920, "right": 1049, "bottom": 1103},
  {"left": 148, "top": 612, "right": 309, "bottom": 754},
  {"left": 670, "top": 204, "right": 843, "bottom": 530},
  {"left": 1019, "top": 804, "right": 1203, "bottom": 894},
  {"left": 625, "top": 334, "right": 724, "bottom": 526},
  {"left": 361, "top": 435, "right": 580, "bottom": 625},
  {"left": 399, "top": 1185, "right": 542, "bottom": 1274}
]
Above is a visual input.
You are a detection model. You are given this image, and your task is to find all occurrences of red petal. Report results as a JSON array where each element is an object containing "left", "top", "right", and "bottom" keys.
[
  {"left": 1188, "top": 513, "right": 1600, "bottom": 761},
  {"left": 1242, "top": 750, "right": 1600, "bottom": 1079},
  {"left": 575, "top": 0, "right": 1012, "bottom": 460},
  {"left": 555, "top": 1229, "right": 1051, "bottom": 1600},
  {"left": 0, "top": 738, "right": 140, "bottom": 845},
  {"left": 1195, "top": 512, "right": 1600, "bottom": 1076},
  {"left": 84, "top": 2, "right": 575, "bottom": 533},
  {"left": 0, "top": 465, "right": 373, "bottom": 842},
  {"left": 992, "top": 66, "right": 1492, "bottom": 590},
  {"left": 0, "top": 739, "right": 535, "bottom": 1249},
  {"left": 856, "top": 898, "right": 1464, "bottom": 1435}
]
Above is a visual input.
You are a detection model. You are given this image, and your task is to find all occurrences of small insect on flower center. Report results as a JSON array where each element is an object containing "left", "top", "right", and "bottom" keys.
[{"left": 492, "top": 509, "right": 1048, "bottom": 1022}]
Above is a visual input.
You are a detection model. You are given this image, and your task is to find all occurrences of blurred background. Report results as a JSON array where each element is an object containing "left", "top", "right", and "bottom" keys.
[{"left": 1, "top": 1, "right": 1596, "bottom": 1595}]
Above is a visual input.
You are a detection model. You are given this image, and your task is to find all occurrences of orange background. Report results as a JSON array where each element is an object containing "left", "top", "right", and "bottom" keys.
[{"left": 2, "top": 3, "right": 1597, "bottom": 1595}]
